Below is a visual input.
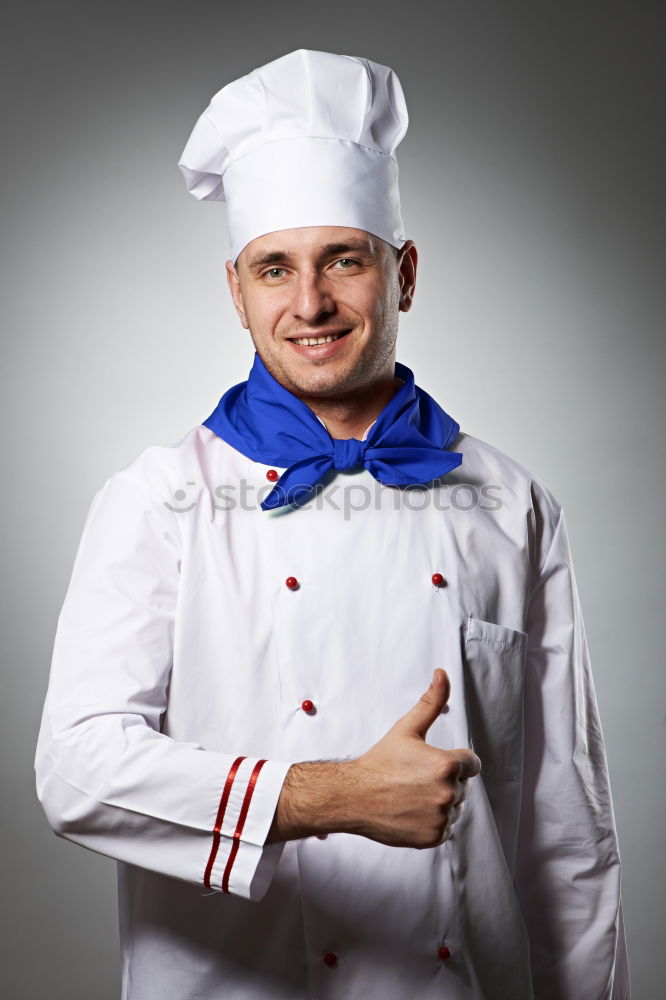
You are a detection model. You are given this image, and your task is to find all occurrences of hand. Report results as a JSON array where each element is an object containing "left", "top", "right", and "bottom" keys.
[
  {"left": 347, "top": 668, "right": 481, "bottom": 848},
  {"left": 266, "top": 668, "right": 481, "bottom": 847}
]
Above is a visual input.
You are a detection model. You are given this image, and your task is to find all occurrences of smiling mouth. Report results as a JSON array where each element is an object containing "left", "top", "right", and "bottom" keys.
[{"left": 289, "top": 331, "right": 350, "bottom": 347}]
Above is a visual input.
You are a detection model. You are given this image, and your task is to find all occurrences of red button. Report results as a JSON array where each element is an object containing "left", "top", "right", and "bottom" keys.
[
  {"left": 323, "top": 952, "right": 338, "bottom": 967},
  {"left": 301, "top": 699, "right": 315, "bottom": 713},
  {"left": 432, "top": 573, "right": 446, "bottom": 587},
  {"left": 438, "top": 946, "right": 452, "bottom": 961},
  {"left": 285, "top": 576, "right": 299, "bottom": 590},
  {"left": 266, "top": 469, "right": 279, "bottom": 482}
]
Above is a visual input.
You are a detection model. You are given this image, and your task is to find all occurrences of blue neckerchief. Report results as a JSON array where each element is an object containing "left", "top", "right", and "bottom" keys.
[{"left": 203, "top": 352, "right": 463, "bottom": 510}]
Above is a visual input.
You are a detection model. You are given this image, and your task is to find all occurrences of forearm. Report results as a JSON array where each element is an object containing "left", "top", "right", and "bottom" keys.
[
  {"left": 36, "top": 714, "right": 291, "bottom": 899},
  {"left": 515, "top": 508, "right": 630, "bottom": 997},
  {"left": 265, "top": 687, "right": 479, "bottom": 848},
  {"left": 266, "top": 760, "right": 360, "bottom": 843}
]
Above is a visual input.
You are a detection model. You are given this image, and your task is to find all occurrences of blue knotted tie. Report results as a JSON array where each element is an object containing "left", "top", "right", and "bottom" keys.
[
  {"left": 203, "top": 352, "right": 463, "bottom": 510},
  {"left": 333, "top": 437, "right": 365, "bottom": 471}
]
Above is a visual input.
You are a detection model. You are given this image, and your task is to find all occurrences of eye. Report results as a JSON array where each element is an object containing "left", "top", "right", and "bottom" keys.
[
  {"left": 264, "top": 267, "right": 287, "bottom": 279},
  {"left": 333, "top": 258, "right": 358, "bottom": 270}
]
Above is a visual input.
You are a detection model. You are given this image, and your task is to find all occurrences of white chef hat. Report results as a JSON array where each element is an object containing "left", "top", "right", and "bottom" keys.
[{"left": 178, "top": 48, "right": 409, "bottom": 262}]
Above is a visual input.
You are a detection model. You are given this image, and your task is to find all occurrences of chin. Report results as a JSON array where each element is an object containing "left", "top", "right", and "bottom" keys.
[
  {"left": 289, "top": 374, "right": 346, "bottom": 397},
  {"left": 277, "top": 358, "right": 351, "bottom": 389}
]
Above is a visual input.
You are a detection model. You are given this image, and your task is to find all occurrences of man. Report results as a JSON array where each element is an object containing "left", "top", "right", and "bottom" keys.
[{"left": 35, "top": 49, "right": 630, "bottom": 999}]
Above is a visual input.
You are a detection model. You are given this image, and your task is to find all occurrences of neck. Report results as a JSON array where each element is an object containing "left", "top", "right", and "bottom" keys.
[{"left": 295, "top": 373, "right": 403, "bottom": 439}]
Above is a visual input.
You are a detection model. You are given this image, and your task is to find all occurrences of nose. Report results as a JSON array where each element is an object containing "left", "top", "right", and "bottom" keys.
[{"left": 290, "top": 269, "right": 336, "bottom": 324}]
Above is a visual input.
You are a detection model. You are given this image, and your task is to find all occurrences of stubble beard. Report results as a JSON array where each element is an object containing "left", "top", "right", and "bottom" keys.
[{"left": 251, "top": 326, "right": 399, "bottom": 406}]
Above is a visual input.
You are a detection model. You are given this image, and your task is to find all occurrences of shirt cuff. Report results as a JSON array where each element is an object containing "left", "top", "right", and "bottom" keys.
[{"left": 201, "top": 756, "right": 292, "bottom": 901}]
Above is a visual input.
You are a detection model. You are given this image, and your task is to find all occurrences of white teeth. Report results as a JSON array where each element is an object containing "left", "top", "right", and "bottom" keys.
[{"left": 292, "top": 333, "right": 343, "bottom": 346}]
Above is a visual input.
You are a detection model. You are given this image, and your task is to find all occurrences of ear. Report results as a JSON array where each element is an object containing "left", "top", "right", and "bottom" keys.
[
  {"left": 397, "top": 241, "right": 418, "bottom": 313},
  {"left": 225, "top": 260, "right": 250, "bottom": 330}
]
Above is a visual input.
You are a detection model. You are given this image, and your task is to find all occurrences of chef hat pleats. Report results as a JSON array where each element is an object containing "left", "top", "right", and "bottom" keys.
[{"left": 178, "top": 49, "right": 409, "bottom": 261}]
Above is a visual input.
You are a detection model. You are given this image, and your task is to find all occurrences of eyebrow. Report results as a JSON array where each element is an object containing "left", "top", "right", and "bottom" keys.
[{"left": 245, "top": 237, "right": 377, "bottom": 273}]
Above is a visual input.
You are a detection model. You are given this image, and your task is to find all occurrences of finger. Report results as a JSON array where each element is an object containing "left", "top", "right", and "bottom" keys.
[
  {"left": 451, "top": 771, "right": 474, "bottom": 805},
  {"left": 452, "top": 749, "right": 482, "bottom": 780},
  {"left": 393, "top": 668, "right": 450, "bottom": 740},
  {"left": 439, "top": 821, "right": 456, "bottom": 845},
  {"left": 452, "top": 781, "right": 468, "bottom": 807},
  {"left": 450, "top": 801, "right": 465, "bottom": 826}
]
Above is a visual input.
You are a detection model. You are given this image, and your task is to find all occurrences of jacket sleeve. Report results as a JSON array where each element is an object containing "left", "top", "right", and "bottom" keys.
[
  {"left": 514, "top": 503, "right": 630, "bottom": 999},
  {"left": 34, "top": 468, "right": 292, "bottom": 902}
]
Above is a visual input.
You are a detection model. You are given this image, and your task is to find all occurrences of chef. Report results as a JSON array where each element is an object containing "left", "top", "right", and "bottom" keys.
[{"left": 35, "top": 49, "right": 630, "bottom": 999}]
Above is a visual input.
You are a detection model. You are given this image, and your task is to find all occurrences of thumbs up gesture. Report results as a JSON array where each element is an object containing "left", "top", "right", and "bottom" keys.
[
  {"left": 266, "top": 669, "right": 481, "bottom": 848},
  {"left": 348, "top": 669, "right": 481, "bottom": 848}
]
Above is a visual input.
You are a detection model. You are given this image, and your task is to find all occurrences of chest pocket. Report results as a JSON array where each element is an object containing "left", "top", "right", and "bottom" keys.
[{"left": 461, "top": 617, "right": 528, "bottom": 781}]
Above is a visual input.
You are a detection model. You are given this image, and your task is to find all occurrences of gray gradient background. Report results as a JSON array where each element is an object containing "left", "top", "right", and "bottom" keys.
[{"left": 2, "top": 2, "right": 664, "bottom": 997}]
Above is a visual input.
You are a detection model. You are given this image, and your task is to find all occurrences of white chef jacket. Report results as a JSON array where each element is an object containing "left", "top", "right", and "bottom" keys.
[{"left": 35, "top": 423, "right": 630, "bottom": 999}]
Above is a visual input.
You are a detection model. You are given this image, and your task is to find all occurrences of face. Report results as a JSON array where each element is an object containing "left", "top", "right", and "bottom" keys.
[{"left": 226, "top": 226, "right": 417, "bottom": 400}]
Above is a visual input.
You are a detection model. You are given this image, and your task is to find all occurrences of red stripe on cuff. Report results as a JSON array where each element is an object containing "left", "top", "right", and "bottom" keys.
[
  {"left": 203, "top": 755, "right": 246, "bottom": 889},
  {"left": 222, "top": 758, "right": 268, "bottom": 894}
]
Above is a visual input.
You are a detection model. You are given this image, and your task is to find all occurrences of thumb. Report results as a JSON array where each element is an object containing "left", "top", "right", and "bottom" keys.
[{"left": 395, "top": 669, "right": 451, "bottom": 740}]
